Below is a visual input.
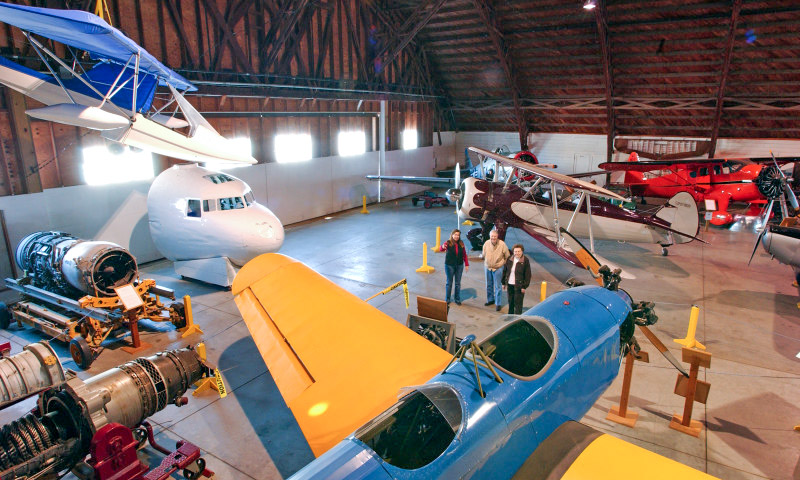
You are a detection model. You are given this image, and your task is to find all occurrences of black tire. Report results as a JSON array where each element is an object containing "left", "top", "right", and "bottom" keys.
[
  {"left": 661, "top": 247, "right": 669, "bottom": 257},
  {"left": 0, "top": 302, "right": 9, "bottom": 329},
  {"left": 69, "top": 337, "right": 93, "bottom": 369},
  {"left": 183, "top": 458, "right": 206, "bottom": 480},
  {"left": 170, "top": 302, "right": 187, "bottom": 329},
  {"left": 424, "top": 200, "right": 432, "bottom": 209}
]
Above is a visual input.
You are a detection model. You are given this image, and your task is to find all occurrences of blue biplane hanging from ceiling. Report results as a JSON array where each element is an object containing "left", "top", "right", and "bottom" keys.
[{"left": 0, "top": 2, "right": 256, "bottom": 165}]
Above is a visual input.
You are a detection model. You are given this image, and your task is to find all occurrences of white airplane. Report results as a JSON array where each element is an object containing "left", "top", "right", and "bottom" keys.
[
  {"left": 147, "top": 164, "right": 284, "bottom": 287},
  {"left": 0, "top": 2, "right": 256, "bottom": 165}
]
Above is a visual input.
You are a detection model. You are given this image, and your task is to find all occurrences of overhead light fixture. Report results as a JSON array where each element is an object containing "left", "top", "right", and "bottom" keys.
[{"left": 583, "top": 0, "right": 597, "bottom": 10}]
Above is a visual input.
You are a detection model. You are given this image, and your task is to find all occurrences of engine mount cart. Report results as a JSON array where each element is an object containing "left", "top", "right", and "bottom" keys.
[{"left": 1, "top": 277, "right": 188, "bottom": 369}]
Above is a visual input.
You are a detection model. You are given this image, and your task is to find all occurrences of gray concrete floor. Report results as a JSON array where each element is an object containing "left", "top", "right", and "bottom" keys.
[{"left": 0, "top": 197, "right": 798, "bottom": 479}]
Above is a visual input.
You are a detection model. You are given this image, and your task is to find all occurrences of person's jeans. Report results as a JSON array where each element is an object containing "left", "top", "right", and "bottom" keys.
[
  {"left": 485, "top": 266, "right": 504, "bottom": 305},
  {"left": 445, "top": 263, "right": 464, "bottom": 303},
  {"left": 507, "top": 284, "right": 525, "bottom": 314}
]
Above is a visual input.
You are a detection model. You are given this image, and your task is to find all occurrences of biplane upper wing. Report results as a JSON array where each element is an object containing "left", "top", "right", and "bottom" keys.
[
  {"left": 598, "top": 159, "right": 726, "bottom": 173},
  {"left": 232, "top": 254, "right": 452, "bottom": 457},
  {"left": 0, "top": 1, "right": 194, "bottom": 91},
  {"left": 468, "top": 147, "right": 626, "bottom": 201}
]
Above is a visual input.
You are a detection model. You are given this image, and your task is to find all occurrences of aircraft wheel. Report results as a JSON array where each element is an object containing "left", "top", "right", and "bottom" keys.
[
  {"left": 69, "top": 337, "right": 94, "bottom": 369},
  {"left": 661, "top": 247, "right": 668, "bottom": 256},
  {"left": 0, "top": 303, "right": 9, "bottom": 329},
  {"left": 424, "top": 200, "right": 432, "bottom": 209}
]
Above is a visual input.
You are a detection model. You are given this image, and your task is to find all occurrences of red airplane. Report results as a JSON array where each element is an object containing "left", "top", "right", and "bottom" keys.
[{"left": 599, "top": 152, "right": 797, "bottom": 226}]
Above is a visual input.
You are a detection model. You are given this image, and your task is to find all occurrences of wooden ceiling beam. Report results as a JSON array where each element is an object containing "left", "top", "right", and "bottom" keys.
[
  {"left": 162, "top": 0, "right": 198, "bottom": 67},
  {"left": 470, "top": 0, "right": 528, "bottom": 148},
  {"left": 709, "top": 0, "right": 743, "bottom": 158},
  {"left": 201, "top": 0, "right": 254, "bottom": 74},
  {"left": 374, "top": 0, "right": 447, "bottom": 73},
  {"left": 259, "top": 0, "right": 312, "bottom": 72},
  {"left": 593, "top": 0, "right": 615, "bottom": 163}
]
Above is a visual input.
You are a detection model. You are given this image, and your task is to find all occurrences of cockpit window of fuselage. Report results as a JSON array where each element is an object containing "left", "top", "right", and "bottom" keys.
[
  {"left": 244, "top": 191, "right": 255, "bottom": 206},
  {"left": 203, "top": 173, "right": 235, "bottom": 184},
  {"left": 218, "top": 197, "right": 245, "bottom": 210},
  {"left": 479, "top": 318, "right": 556, "bottom": 379},
  {"left": 186, "top": 199, "right": 201, "bottom": 218},
  {"left": 355, "top": 386, "right": 461, "bottom": 470}
]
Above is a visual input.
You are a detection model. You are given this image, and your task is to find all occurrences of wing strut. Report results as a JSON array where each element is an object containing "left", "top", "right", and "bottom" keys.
[
  {"left": 551, "top": 182, "right": 562, "bottom": 247},
  {"left": 565, "top": 192, "right": 586, "bottom": 234},
  {"left": 586, "top": 194, "right": 596, "bottom": 253}
]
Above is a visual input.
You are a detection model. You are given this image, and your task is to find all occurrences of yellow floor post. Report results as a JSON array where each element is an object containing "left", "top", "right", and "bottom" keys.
[
  {"left": 192, "top": 342, "right": 227, "bottom": 398},
  {"left": 417, "top": 242, "right": 435, "bottom": 273},
  {"left": 540, "top": 281, "right": 547, "bottom": 302},
  {"left": 431, "top": 226, "right": 441, "bottom": 250},
  {"left": 180, "top": 295, "right": 204, "bottom": 338},
  {"left": 674, "top": 305, "right": 705, "bottom": 350},
  {"left": 360, "top": 195, "right": 369, "bottom": 214}
]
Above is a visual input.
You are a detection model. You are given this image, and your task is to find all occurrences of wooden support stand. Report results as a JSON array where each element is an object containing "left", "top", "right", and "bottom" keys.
[
  {"left": 669, "top": 347, "right": 711, "bottom": 437},
  {"left": 121, "top": 313, "right": 151, "bottom": 354},
  {"left": 607, "top": 350, "right": 649, "bottom": 428}
]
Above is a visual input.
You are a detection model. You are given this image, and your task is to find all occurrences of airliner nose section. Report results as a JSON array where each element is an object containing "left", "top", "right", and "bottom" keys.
[{"left": 231, "top": 205, "right": 284, "bottom": 266}]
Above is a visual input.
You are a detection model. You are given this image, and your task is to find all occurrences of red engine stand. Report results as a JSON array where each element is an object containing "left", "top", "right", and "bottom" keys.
[
  {"left": 86, "top": 421, "right": 213, "bottom": 480},
  {"left": 88, "top": 423, "right": 148, "bottom": 480}
]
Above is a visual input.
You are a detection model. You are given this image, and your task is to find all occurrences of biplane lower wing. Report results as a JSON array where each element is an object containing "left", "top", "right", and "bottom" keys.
[
  {"left": 232, "top": 253, "right": 452, "bottom": 457},
  {"left": 512, "top": 421, "right": 715, "bottom": 480}
]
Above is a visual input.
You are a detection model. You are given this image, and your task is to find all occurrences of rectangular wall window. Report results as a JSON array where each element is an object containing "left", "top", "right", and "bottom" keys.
[
  {"left": 275, "top": 134, "right": 312, "bottom": 163},
  {"left": 338, "top": 131, "right": 366, "bottom": 156},
  {"left": 82, "top": 145, "right": 154, "bottom": 185},
  {"left": 402, "top": 129, "right": 418, "bottom": 150}
]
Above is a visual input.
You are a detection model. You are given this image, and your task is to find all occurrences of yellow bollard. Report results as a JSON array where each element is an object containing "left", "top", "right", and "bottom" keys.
[
  {"left": 416, "top": 242, "right": 435, "bottom": 273},
  {"left": 180, "top": 295, "right": 204, "bottom": 338},
  {"left": 540, "top": 281, "right": 547, "bottom": 302},
  {"left": 360, "top": 195, "right": 369, "bottom": 214},
  {"left": 674, "top": 305, "right": 705, "bottom": 350},
  {"left": 432, "top": 226, "right": 442, "bottom": 251}
]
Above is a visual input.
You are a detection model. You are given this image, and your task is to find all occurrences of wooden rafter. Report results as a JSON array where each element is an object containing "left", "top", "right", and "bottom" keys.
[
  {"left": 374, "top": 0, "right": 447, "bottom": 74},
  {"left": 260, "top": 0, "right": 312, "bottom": 72},
  {"left": 201, "top": 0, "right": 254, "bottom": 74},
  {"left": 276, "top": 5, "right": 320, "bottom": 75},
  {"left": 340, "top": 0, "right": 369, "bottom": 82},
  {"left": 210, "top": 0, "right": 252, "bottom": 72},
  {"left": 593, "top": 0, "right": 614, "bottom": 162},
  {"left": 708, "top": 0, "right": 743, "bottom": 158},
  {"left": 470, "top": 0, "right": 528, "bottom": 148}
]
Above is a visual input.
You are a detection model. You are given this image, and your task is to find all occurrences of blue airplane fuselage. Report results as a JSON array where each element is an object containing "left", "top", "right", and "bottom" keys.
[{"left": 290, "top": 285, "right": 631, "bottom": 479}]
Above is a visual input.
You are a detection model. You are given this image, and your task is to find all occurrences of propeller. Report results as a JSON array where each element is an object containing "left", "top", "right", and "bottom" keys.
[
  {"left": 446, "top": 163, "right": 462, "bottom": 228},
  {"left": 771, "top": 151, "right": 799, "bottom": 212},
  {"left": 748, "top": 202, "right": 772, "bottom": 265}
]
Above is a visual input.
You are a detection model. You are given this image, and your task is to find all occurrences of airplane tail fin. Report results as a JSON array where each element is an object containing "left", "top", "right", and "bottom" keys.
[
  {"left": 464, "top": 148, "right": 474, "bottom": 170},
  {"left": 652, "top": 192, "right": 700, "bottom": 244}
]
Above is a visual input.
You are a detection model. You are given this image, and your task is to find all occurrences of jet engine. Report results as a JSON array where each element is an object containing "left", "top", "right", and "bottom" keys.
[
  {"left": 0, "top": 342, "right": 207, "bottom": 479},
  {"left": 15, "top": 231, "right": 138, "bottom": 297}
]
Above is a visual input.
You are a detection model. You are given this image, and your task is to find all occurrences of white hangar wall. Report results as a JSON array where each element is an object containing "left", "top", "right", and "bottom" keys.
[{"left": 0, "top": 141, "right": 451, "bottom": 279}]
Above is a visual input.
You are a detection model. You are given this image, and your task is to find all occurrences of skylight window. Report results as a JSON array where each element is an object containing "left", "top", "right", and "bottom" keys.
[
  {"left": 402, "top": 129, "right": 418, "bottom": 150},
  {"left": 275, "top": 134, "right": 312, "bottom": 163},
  {"left": 338, "top": 131, "right": 366, "bottom": 156},
  {"left": 82, "top": 145, "right": 154, "bottom": 185},
  {"left": 204, "top": 138, "right": 252, "bottom": 170}
]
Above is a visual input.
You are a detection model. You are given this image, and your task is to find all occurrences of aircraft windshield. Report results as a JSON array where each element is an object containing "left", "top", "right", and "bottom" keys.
[
  {"left": 244, "top": 191, "right": 255, "bottom": 206},
  {"left": 219, "top": 197, "right": 245, "bottom": 210},
  {"left": 355, "top": 385, "right": 461, "bottom": 470},
  {"left": 479, "top": 318, "right": 555, "bottom": 379}
]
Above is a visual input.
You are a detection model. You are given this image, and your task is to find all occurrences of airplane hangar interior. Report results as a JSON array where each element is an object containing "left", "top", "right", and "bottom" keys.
[{"left": 0, "top": 0, "right": 796, "bottom": 479}]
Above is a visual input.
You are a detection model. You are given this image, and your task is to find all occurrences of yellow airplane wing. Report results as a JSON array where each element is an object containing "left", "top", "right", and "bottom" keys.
[
  {"left": 232, "top": 253, "right": 452, "bottom": 456},
  {"left": 513, "top": 421, "right": 717, "bottom": 479}
]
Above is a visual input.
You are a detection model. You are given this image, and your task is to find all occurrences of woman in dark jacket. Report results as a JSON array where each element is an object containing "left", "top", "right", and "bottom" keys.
[
  {"left": 438, "top": 229, "right": 469, "bottom": 305},
  {"left": 501, "top": 244, "right": 532, "bottom": 314}
]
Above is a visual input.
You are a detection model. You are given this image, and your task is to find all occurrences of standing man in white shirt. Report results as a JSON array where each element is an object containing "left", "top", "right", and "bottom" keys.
[
  {"left": 501, "top": 244, "right": 532, "bottom": 314},
  {"left": 482, "top": 229, "right": 510, "bottom": 311}
]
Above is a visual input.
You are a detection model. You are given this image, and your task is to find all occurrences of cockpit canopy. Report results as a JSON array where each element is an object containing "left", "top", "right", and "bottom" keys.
[
  {"left": 479, "top": 317, "right": 556, "bottom": 379},
  {"left": 355, "top": 385, "right": 461, "bottom": 470}
]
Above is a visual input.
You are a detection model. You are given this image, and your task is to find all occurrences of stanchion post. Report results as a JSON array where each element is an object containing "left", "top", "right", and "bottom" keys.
[
  {"left": 432, "top": 226, "right": 441, "bottom": 251},
  {"left": 360, "top": 195, "right": 369, "bottom": 214},
  {"left": 540, "top": 281, "right": 547, "bottom": 302},
  {"left": 417, "top": 242, "right": 435, "bottom": 273},
  {"left": 180, "top": 295, "right": 204, "bottom": 338},
  {"left": 606, "top": 350, "right": 649, "bottom": 427}
]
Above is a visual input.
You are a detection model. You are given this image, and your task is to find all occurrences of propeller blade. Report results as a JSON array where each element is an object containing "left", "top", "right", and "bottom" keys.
[
  {"left": 455, "top": 163, "right": 461, "bottom": 227},
  {"left": 771, "top": 151, "right": 799, "bottom": 210},
  {"left": 638, "top": 325, "right": 689, "bottom": 377},
  {"left": 748, "top": 223, "right": 769, "bottom": 266}
]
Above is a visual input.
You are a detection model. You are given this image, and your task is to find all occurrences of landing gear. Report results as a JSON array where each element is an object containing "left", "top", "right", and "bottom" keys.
[{"left": 661, "top": 247, "right": 669, "bottom": 256}]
